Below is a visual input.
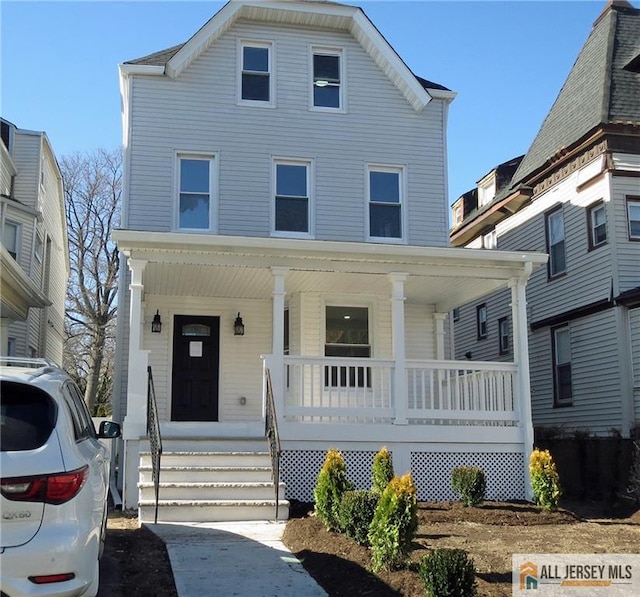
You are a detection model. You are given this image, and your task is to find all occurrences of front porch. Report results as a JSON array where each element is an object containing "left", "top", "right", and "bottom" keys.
[{"left": 113, "top": 232, "right": 546, "bottom": 512}]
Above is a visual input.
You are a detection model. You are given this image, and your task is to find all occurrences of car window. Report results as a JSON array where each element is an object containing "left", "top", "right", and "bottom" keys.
[
  {"left": 63, "top": 382, "right": 96, "bottom": 440},
  {"left": 0, "top": 381, "right": 57, "bottom": 451}
]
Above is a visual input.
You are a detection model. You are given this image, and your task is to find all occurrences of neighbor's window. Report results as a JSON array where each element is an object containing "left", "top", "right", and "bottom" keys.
[
  {"left": 627, "top": 199, "right": 640, "bottom": 240},
  {"left": 476, "top": 304, "right": 487, "bottom": 340},
  {"left": 325, "top": 306, "right": 370, "bottom": 387},
  {"left": 587, "top": 202, "right": 607, "bottom": 249},
  {"left": 34, "top": 233, "right": 44, "bottom": 263},
  {"left": 452, "top": 307, "right": 460, "bottom": 322},
  {"left": 2, "top": 221, "right": 19, "bottom": 260},
  {"left": 178, "top": 156, "right": 214, "bottom": 230},
  {"left": 498, "top": 317, "right": 509, "bottom": 354},
  {"left": 552, "top": 325, "right": 572, "bottom": 406},
  {"left": 274, "top": 160, "right": 310, "bottom": 235},
  {"left": 240, "top": 42, "right": 272, "bottom": 103},
  {"left": 546, "top": 208, "right": 566, "bottom": 277},
  {"left": 312, "top": 49, "right": 342, "bottom": 109},
  {"left": 368, "top": 166, "right": 403, "bottom": 240}
]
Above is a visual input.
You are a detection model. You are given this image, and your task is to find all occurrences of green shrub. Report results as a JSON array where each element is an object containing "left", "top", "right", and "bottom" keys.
[
  {"left": 372, "top": 446, "right": 395, "bottom": 494},
  {"left": 313, "top": 449, "right": 353, "bottom": 530},
  {"left": 368, "top": 473, "right": 418, "bottom": 572},
  {"left": 338, "top": 490, "right": 379, "bottom": 545},
  {"left": 529, "top": 448, "right": 562, "bottom": 511},
  {"left": 451, "top": 466, "right": 486, "bottom": 507},
  {"left": 419, "top": 548, "right": 477, "bottom": 597}
]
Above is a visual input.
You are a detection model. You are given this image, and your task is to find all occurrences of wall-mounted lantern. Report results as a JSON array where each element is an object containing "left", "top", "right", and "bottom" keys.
[
  {"left": 234, "top": 312, "right": 245, "bottom": 336},
  {"left": 151, "top": 310, "right": 162, "bottom": 334}
]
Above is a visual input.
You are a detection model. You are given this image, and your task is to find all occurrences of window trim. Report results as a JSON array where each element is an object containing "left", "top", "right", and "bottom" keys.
[
  {"left": 237, "top": 39, "right": 274, "bottom": 107},
  {"left": 309, "top": 46, "right": 345, "bottom": 113},
  {"left": 498, "top": 316, "right": 509, "bottom": 355},
  {"left": 271, "top": 157, "right": 313, "bottom": 239},
  {"left": 551, "top": 324, "right": 573, "bottom": 407},
  {"left": 587, "top": 200, "right": 607, "bottom": 250},
  {"left": 174, "top": 152, "right": 218, "bottom": 233},
  {"left": 476, "top": 303, "right": 487, "bottom": 341},
  {"left": 545, "top": 206, "right": 567, "bottom": 279},
  {"left": 627, "top": 197, "right": 640, "bottom": 241},
  {"left": 366, "top": 163, "right": 406, "bottom": 243}
]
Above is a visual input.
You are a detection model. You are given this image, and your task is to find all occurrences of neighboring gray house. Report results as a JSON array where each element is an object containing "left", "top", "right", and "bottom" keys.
[
  {"left": 113, "top": 0, "right": 546, "bottom": 521},
  {"left": 0, "top": 118, "right": 68, "bottom": 363},
  {"left": 450, "top": 0, "right": 640, "bottom": 437}
]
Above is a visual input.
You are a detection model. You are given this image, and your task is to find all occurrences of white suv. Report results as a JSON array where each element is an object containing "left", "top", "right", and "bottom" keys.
[{"left": 0, "top": 358, "right": 120, "bottom": 597}]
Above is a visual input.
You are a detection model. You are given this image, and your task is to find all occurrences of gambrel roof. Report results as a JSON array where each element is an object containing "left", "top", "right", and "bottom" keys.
[
  {"left": 121, "top": 0, "right": 453, "bottom": 112},
  {"left": 512, "top": 0, "right": 640, "bottom": 186}
]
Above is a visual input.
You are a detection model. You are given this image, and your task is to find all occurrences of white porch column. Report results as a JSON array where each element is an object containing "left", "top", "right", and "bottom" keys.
[
  {"left": 269, "top": 267, "right": 288, "bottom": 420},
  {"left": 389, "top": 273, "right": 408, "bottom": 425},
  {"left": 509, "top": 263, "right": 534, "bottom": 500},
  {"left": 122, "top": 258, "right": 150, "bottom": 508},
  {"left": 434, "top": 312, "right": 447, "bottom": 360}
]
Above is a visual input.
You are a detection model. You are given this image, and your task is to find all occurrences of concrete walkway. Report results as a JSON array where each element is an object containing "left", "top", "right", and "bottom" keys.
[{"left": 147, "top": 521, "right": 327, "bottom": 597}]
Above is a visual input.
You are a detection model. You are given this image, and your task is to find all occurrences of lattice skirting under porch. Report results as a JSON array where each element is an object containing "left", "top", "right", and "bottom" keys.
[{"left": 281, "top": 449, "right": 525, "bottom": 502}]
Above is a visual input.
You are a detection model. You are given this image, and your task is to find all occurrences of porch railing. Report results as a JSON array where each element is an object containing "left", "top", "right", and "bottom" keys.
[
  {"left": 146, "top": 366, "right": 163, "bottom": 524},
  {"left": 282, "top": 357, "right": 517, "bottom": 426},
  {"left": 264, "top": 368, "right": 281, "bottom": 521}
]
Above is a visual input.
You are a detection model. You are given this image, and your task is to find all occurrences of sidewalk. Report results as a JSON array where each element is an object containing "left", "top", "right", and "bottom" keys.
[{"left": 147, "top": 521, "right": 327, "bottom": 597}]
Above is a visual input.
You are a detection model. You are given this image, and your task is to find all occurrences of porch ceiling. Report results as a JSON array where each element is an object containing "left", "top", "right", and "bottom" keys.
[{"left": 114, "top": 231, "right": 547, "bottom": 311}]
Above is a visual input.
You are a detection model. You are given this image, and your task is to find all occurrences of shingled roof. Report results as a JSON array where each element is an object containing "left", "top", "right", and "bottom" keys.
[{"left": 512, "top": 0, "right": 640, "bottom": 186}]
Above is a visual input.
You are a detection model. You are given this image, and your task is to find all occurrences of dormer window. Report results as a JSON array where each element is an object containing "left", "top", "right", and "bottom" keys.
[
  {"left": 478, "top": 175, "right": 496, "bottom": 207},
  {"left": 311, "top": 48, "right": 343, "bottom": 110},
  {"left": 452, "top": 203, "right": 463, "bottom": 226},
  {"left": 239, "top": 41, "right": 273, "bottom": 105}
]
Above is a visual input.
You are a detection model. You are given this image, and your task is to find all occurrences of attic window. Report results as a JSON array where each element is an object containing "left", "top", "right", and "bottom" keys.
[
  {"left": 312, "top": 48, "right": 343, "bottom": 110},
  {"left": 478, "top": 176, "right": 496, "bottom": 207},
  {"left": 240, "top": 41, "right": 272, "bottom": 105}
]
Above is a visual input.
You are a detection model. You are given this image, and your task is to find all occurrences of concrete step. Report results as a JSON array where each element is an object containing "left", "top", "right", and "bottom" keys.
[
  {"left": 138, "top": 499, "right": 290, "bottom": 522},
  {"left": 140, "top": 451, "right": 271, "bottom": 468},
  {"left": 138, "top": 465, "right": 273, "bottom": 483},
  {"left": 142, "top": 437, "right": 268, "bottom": 453},
  {"left": 138, "top": 481, "right": 286, "bottom": 501}
]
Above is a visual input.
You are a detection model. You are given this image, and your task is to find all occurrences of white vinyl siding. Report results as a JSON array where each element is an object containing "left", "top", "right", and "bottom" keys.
[{"left": 125, "top": 21, "right": 448, "bottom": 246}]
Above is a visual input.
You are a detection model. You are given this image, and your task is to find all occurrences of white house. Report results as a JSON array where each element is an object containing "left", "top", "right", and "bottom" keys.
[
  {"left": 0, "top": 118, "right": 68, "bottom": 363},
  {"left": 450, "top": 0, "right": 640, "bottom": 437},
  {"left": 113, "top": 0, "right": 546, "bottom": 521}
]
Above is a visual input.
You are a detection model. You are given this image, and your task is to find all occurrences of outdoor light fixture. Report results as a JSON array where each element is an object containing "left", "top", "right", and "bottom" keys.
[
  {"left": 234, "top": 312, "right": 245, "bottom": 336},
  {"left": 151, "top": 310, "right": 162, "bottom": 334}
]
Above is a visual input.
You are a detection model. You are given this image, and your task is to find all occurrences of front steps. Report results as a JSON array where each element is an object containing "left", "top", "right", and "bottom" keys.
[{"left": 138, "top": 438, "right": 289, "bottom": 523}]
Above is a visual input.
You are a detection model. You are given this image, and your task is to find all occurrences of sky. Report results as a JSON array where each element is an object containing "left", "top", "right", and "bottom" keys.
[{"left": 1, "top": 0, "right": 607, "bottom": 206}]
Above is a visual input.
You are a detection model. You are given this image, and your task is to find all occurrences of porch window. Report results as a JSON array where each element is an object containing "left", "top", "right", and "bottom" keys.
[
  {"left": 476, "top": 303, "right": 487, "bottom": 340},
  {"left": 498, "top": 316, "right": 509, "bottom": 354},
  {"left": 324, "top": 306, "right": 370, "bottom": 387},
  {"left": 240, "top": 42, "right": 272, "bottom": 104},
  {"left": 587, "top": 201, "right": 607, "bottom": 249},
  {"left": 274, "top": 160, "right": 310, "bottom": 236},
  {"left": 2, "top": 221, "right": 19, "bottom": 260},
  {"left": 368, "top": 166, "right": 403, "bottom": 241},
  {"left": 178, "top": 155, "right": 214, "bottom": 230},
  {"left": 627, "top": 198, "right": 640, "bottom": 240},
  {"left": 312, "top": 49, "right": 342, "bottom": 110},
  {"left": 546, "top": 208, "right": 566, "bottom": 278},
  {"left": 552, "top": 325, "right": 572, "bottom": 406}
]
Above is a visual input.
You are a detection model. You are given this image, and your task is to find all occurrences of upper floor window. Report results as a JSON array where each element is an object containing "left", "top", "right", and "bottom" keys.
[
  {"left": 177, "top": 155, "right": 215, "bottom": 231},
  {"left": 312, "top": 49, "right": 342, "bottom": 110},
  {"left": 273, "top": 159, "right": 311, "bottom": 236},
  {"left": 368, "top": 166, "right": 404, "bottom": 241},
  {"left": 478, "top": 176, "right": 496, "bottom": 206},
  {"left": 483, "top": 229, "right": 497, "bottom": 250},
  {"left": 627, "top": 198, "right": 640, "bottom": 240},
  {"left": 240, "top": 41, "right": 272, "bottom": 104},
  {"left": 546, "top": 208, "right": 566, "bottom": 278},
  {"left": 452, "top": 203, "right": 463, "bottom": 226},
  {"left": 476, "top": 303, "right": 487, "bottom": 340},
  {"left": 2, "top": 221, "right": 19, "bottom": 260},
  {"left": 552, "top": 324, "right": 572, "bottom": 406},
  {"left": 34, "top": 233, "right": 44, "bottom": 263},
  {"left": 498, "top": 316, "right": 509, "bottom": 354},
  {"left": 587, "top": 201, "right": 607, "bottom": 249}
]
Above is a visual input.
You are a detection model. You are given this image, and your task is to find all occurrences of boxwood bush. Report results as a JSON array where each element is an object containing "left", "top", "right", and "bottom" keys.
[
  {"left": 419, "top": 548, "right": 477, "bottom": 597},
  {"left": 451, "top": 466, "right": 486, "bottom": 507},
  {"left": 338, "top": 489, "right": 379, "bottom": 545}
]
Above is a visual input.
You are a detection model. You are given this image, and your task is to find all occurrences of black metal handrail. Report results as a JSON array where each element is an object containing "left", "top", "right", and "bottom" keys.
[
  {"left": 146, "top": 366, "right": 163, "bottom": 524},
  {"left": 264, "top": 368, "right": 282, "bottom": 520}
]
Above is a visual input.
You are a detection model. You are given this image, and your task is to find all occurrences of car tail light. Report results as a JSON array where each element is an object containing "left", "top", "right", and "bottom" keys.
[
  {"left": 29, "top": 573, "right": 76, "bottom": 584},
  {"left": 1, "top": 465, "right": 89, "bottom": 505}
]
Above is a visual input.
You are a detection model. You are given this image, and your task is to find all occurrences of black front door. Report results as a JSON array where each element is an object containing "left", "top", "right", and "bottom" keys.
[{"left": 171, "top": 315, "right": 220, "bottom": 422}]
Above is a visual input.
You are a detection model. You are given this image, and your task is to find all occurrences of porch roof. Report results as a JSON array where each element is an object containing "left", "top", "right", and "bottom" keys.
[{"left": 113, "top": 231, "right": 547, "bottom": 312}]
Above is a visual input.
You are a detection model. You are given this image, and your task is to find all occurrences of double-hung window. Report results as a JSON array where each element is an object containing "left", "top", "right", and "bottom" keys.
[
  {"left": 274, "top": 160, "right": 311, "bottom": 236},
  {"left": 2, "top": 221, "right": 19, "bottom": 260},
  {"left": 627, "top": 198, "right": 640, "bottom": 240},
  {"left": 498, "top": 317, "right": 509, "bottom": 354},
  {"left": 177, "top": 155, "right": 214, "bottom": 231},
  {"left": 552, "top": 325, "right": 572, "bottom": 406},
  {"left": 368, "top": 166, "right": 404, "bottom": 241},
  {"left": 587, "top": 202, "right": 607, "bottom": 249},
  {"left": 546, "top": 208, "right": 566, "bottom": 278},
  {"left": 324, "top": 306, "right": 370, "bottom": 388},
  {"left": 476, "top": 304, "right": 487, "bottom": 340},
  {"left": 240, "top": 42, "right": 272, "bottom": 104},
  {"left": 312, "top": 49, "right": 342, "bottom": 110}
]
